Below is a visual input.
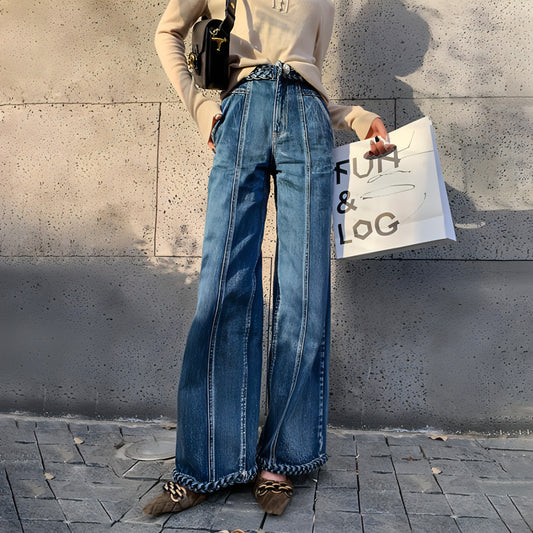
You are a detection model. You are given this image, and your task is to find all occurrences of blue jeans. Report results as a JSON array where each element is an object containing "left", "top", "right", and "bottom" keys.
[{"left": 174, "top": 63, "right": 334, "bottom": 493}]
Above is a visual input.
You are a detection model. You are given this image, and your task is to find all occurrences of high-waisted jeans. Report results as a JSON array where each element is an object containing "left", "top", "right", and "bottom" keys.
[{"left": 174, "top": 63, "right": 334, "bottom": 493}]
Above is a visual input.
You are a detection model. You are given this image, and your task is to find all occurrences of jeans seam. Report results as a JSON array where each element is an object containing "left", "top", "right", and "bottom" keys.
[
  {"left": 206, "top": 85, "right": 252, "bottom": 481},
  {"left": 240, "top": 256, "right": 256, "bottom": 471},
  {"left": 269, "top": 82, "right": 312, "bottom": 463}
]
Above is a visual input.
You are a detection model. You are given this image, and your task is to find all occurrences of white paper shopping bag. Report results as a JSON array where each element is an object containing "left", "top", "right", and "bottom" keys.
[{"left": 332, "top": 117, "right": 456, "bottom": 259}]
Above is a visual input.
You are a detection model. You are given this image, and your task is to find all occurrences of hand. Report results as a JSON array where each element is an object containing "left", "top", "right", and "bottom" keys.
[
  {"left": 208, "top": 113, "right": 223, "bottom": 152},
  {"left": 364, "top": 117, "right": 396, "bottom": 159}
]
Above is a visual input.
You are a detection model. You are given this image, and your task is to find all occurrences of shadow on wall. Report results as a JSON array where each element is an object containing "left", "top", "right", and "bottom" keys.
[
  {"left": 329, "top": 258, "right": 533, "bottom": 432},
  {"left": 331, "top": 0, "right": 430, "bottom": 120},
  {"left": 327, "top": 0, "right": 533, "bottom": 431},
  {"left": 0, "top": 257, "right": 198, "bottom": 419}
]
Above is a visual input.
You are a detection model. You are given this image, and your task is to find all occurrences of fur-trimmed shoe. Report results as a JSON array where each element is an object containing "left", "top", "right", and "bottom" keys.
[
  {"left": 253, "top": 475, "right": 293, "bottom": 515},
  {"left": 143, "top": 481, "right": 206, "bottom": 516}
]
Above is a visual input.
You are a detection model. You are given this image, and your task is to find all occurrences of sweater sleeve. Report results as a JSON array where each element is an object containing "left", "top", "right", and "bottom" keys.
[
  {"left": 327, "top": 103, "right": 380, "bottom": 141},
  {"left": 155, "top": 0, "right": 222, "bottom": 144}
]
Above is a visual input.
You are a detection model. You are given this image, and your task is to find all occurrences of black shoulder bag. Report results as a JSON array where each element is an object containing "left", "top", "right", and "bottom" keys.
[{"left": 187, "top": 0, "right": 237, "bottom": 90}]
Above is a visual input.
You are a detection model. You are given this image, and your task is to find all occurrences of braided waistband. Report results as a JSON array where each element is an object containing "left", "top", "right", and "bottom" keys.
[{"left": 244, "top": 62, "right": 306, "bottom": 83}]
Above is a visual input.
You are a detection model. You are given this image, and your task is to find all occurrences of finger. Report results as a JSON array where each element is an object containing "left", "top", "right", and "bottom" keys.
[
  {"left": 374, "top": 121, "right": 388, "bottom": 140},
  {"left": 372, "top": 137, "right": 387, "bottom": 155}
]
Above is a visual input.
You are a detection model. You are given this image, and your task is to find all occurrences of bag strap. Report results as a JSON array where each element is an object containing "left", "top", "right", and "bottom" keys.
[{"left": 218, "top": 0, "right": 237, "bottom": 35}]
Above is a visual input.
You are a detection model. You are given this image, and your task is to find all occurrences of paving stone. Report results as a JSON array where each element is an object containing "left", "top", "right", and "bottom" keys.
[
  {"left": 361, "top": 513, "right": 410, "bottom": 533},
  {"left": 315, "top": 487, "right": 359, "bottom": 512},
  {"left": 88, "top": 479, "right": 154, "bottom": 502},
  {"left": 0, "top": 417, "right": 18, "bottom": 433},
  {"left": 455, "top": 516, "right": 510, "bottom": 533},
  {"left": 0, "top": 469, "right": 12, "bottom": 495},
  {"left": 122, "top": 460, "right": 171, "bottom": 480},
  {"left": 77, "top": 445, "right": 137, "bottom": 476},
  {"left": 47, "top": 479, "right": 98, "bottom": 500},
  {"left": 39, "top": 443, "right": 84, "bottom": 465},
  {"left": 0, "top": 442, "right": 41, "bottom": 462},
  {"left": 389, "top": 445, "right": 424, "bottom": 461},
  {"left": 35, "top": 420, "right": 70, "bottom": 432},
  {"left": 8, "top": 476, "right": 54, "bottom": 499},
  {"left": 321, "top": 454, "right": 356, "bottom": 471},
  {"left": 21, "top": 520, "right": 71, "bottom": 532},
  {"left": 69, "top": 426, "right": 123, "bottom": 447},
  {"left": 434, "top": 475, "right": 483, "bottom": 495},
  {"left": 0, "top": 519, "right": 23, "bottom": 533},
  {"left": 386, "top": 435, "right": 426, "bottom": 447},
  {"left": 446, "top": 493, "right": 499, "bottom": 519},
  {"left": 214, "top": 502, "right": 265, "bottom": 532},
  {"left": 491, "top": 452, "right": 533, "bottom": 479},
  {"left": 356, "top": 442, "right": 391, "bottom": 458},
  {"left": 354, "top": 434, "right": 390, "bottom": 457},
  {"left": 164, "top": 499, "right": 222, "bottom": 530},
  {"left": 43, "top": 462, "right": 117, "bottom": 483},
  {"left": 35, "top": 429, "right": 74, "bottom": 446},
  {"left": 393, "top": 457, "right": 432, "bottom": 475},
  {"left": 11, "top": 427, "right": 37, "bottom": 445},
  {"left": 410, "top": 514, "right": 461, "bottom": 533},
  {"left": 354, "top": 433, "right": 388, "bottom": 446},
  {"left": 5, "top": 461, "right": 46, "bottom": 480},
  {"left": 396, "top": 473, "right": 441, "bottom": 494},
  {"left": 402, "top": 492, "right": 452, "bottom": 516},
  {"left": 58, "top": 498, "right": 112, "bottom": 523},
  {"left": 15, "top": 497, "right": 65, "bottom": 521},
  {"left": 422, "top": 442, "right": 489, "bottom": 461},
  {"left": 313, "top": 510, "right": 363, "bottom": 533},
  {"left": 478, "top": 479, "right": 533, "bottom": 497},
  {"left": 465, "top": 459, "right": 509, "bottom": 479},
  {"left": 359, "top": 490, "right": 405, "bottom": 514},
  {"left": 120, "top": 501, "right": 168, "bottom": 526},
  {"left": 71, "top": 524, "right": 160, "bottom": 533},
  {"left": 326, "top": 431, "right": 357, "bottom": 456},
  {"left": 357, "top": 456, "right": 394, "bottom": 474},
  {"left": 318, "top": 469, "right": 358, "bottom": 489},
  {"left": 510, "top": 496, "right": 533, "bottom": 530},
  {"left": 487, "top": 495, "right": 532, "bottom": 533},
  {"left": 477, "top": 438, "right": 533, "bottom": 452},
  {"left": 164, "top": 529, "right": 211, "bottom": 533},
  {"left": 429, "top": 459, "right": 472, "bottom": 477},
  {"left": 358, "top": 471, "right": 398, "bottom": 491},
  {"left": 0, "top": 494, "right": 19, "bottom": 521},
  {"left": 100, "top": 499, "right": 134, "bottom": 522},
  {"left": 12, "top": 420, "right": 37, "bottom": 437}
]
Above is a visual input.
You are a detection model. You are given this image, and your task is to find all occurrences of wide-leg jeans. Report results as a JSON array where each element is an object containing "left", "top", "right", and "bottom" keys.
[{"left": 174, "top": 64, "right": 334, "bottom": 493}]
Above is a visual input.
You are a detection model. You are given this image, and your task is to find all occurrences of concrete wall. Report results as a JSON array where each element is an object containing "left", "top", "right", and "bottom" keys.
[{"left": 1, "top": 0, "right": 531, "bottom": 432}]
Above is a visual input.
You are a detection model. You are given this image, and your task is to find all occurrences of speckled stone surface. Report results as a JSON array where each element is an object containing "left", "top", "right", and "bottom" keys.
[
  {"left": 329, "top": 259, "right": 533, "bottom": 431},
  {"left": 0, "top": 1, "right": 168, "bottom": 104},
  {"left": 0, "top": 103, "right": 159, "bottom": 256},
  {"left": 0, "top": 256, "right": 272, "bottom": 419},
  {"left": 393, "top": 97, "right": 533, "bottom": 260},
  {"left": 0, "top": 1, "right": 532, "bottom": 431},
  {"left": 324, "top": 0, "right": 533, "bottom": 100}
]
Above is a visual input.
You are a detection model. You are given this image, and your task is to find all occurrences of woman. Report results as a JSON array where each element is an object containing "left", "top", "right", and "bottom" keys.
[{"left": 144, "top": 0, "right": 393, "bottom": 517}]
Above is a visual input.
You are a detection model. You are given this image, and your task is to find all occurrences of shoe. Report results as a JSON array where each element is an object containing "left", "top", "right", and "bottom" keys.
[
  {"left": 253, "top": 475, "right": 293, "bottom": 515},
  {"left": 142, "top": 481, "right": 206, "bottom": 516}
]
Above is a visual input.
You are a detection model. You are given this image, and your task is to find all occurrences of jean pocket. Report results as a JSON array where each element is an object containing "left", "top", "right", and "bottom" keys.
[{"left": 210, "top": 115, "right": 224, "bottom": 145}]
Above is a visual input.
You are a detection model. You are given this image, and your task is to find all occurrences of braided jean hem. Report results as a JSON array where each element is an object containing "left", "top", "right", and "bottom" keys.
[
  {"left": 256, "top": 453, "right": 328, "bottom": 476},
  {"left": 172, "top": 464, "right": 259, "bottom": 494}
]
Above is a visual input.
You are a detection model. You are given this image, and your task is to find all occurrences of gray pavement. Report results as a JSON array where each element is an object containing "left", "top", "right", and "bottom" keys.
[{"left": 0, "top": 415, "right": 532, "bottom": 533}]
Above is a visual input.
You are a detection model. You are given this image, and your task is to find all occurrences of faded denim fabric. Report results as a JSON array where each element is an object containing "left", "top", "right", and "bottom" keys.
[{"left": 174, "top": 63, "right": 333, "bottom": 493}]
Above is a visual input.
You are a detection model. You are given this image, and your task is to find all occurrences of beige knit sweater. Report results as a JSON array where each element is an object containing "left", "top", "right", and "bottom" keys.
[{"left": 155, "top": 0, "right": 379, "bottom": 143}]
